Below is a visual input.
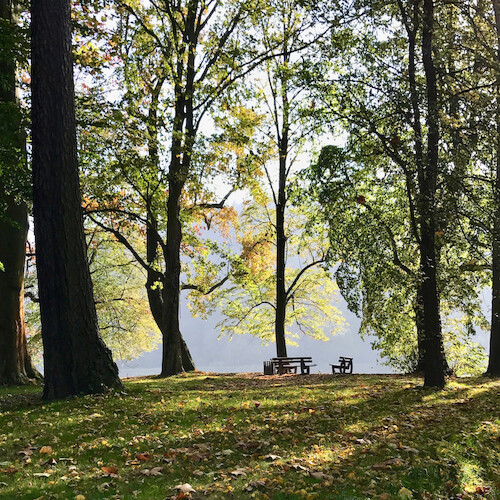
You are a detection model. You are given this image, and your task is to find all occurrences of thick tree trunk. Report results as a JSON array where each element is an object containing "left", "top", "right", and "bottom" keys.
[
  {"left": 145, "top": 82, "right": 195, "bottom": 375},
  {"left": 31, "top": 0, "right": 122, "bottom": 399},
  {"left": 420, "top": 0, "right": 446, "bottom": 387},
  {"left": 0, "top": 197, "right": 33, "bottom": 384},
  {"left": 160, "top": 181, "right": 184, "bottom": 376},
  {"left": 156, "top": 14, "right": 198, "bottom": 377},
  {"left": 487, "top": 0, "right": 500, "bottom": 377},
  {"left": 0, "top": 0, "right": 40, "bottom": 384},
  {"left": 146, "top": 276, "right": 195, "bottom": 374}
]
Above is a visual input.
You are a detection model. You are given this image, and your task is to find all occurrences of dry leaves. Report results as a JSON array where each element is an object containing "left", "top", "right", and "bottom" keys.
[
  {"left": 175, "top": 483, "right": 196, "bottom": 494},
  {"left": 141, "top": 467, "right": 162, "bottom": 476},
  {"left": 101, "top": 466, "right": 119, "bottom": 477}
]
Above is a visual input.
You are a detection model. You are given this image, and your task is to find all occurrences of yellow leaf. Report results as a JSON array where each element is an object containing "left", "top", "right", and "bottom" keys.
[{"left": 398, "top": 487, "right": 413, "bottom": 499}]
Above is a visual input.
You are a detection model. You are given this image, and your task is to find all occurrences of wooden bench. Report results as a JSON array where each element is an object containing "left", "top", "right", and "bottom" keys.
[
  {"left": 269, "top": 357, "right": 316, "bottom": 375},
  {"left": 330, "top": 356, "right": 353, "bottom": 374}
]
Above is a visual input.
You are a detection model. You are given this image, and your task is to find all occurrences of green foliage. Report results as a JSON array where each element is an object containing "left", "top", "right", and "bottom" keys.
[
  {"left": 25, "top": 231, "right": 160, "bottom": 363},
  {"left": 88, "top": 232, "right": 161, "bottom": 360},
  {"left": 0, "top": 11, "right": 30, "bottom": 205},
  {"left": 191, "top": 201, "right": 346, "bottom": 343},
  {"left": 297, "top": 0, "right": 494, "bottom": 373}
]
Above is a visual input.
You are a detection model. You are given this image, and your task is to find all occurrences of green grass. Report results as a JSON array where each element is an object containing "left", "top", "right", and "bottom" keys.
[{"left": 0, "top": 373, "right": 499, "bottom": 499}]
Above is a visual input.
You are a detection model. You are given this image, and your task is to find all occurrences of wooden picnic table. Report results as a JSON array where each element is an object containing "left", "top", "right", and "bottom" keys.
[{"left": 269, "top": 356, "right": 316, "bottom": 375}]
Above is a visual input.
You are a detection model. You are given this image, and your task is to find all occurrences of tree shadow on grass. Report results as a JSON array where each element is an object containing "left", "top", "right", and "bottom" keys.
[{"left": 0, "top": 374, "right": 498, "bottom": 499}]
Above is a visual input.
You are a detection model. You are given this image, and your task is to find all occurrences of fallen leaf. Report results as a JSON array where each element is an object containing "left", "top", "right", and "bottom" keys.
[
  {"left": 0, "top": 466, "right": 17, "bottom": 475},
  {"left": 175, "top": 483, "right": 196, "bottom": 494},
  {"left": 262, "top": 454, "right": 281, "bottom": 461},
  {"left": 230, "top": 467, "right": 248, "bottom": 477},
  {"left": 475, "top": 486, "right": 490, "bottom": 495},
  {"left": 18, "top": 446, "right": 35, "bottom": 457},
  {"left": 39, "top": 446, "right": 53, "bottom": 454},
  {"left": 141, "top": 467, "right": 163, "bottom": 476},
  {"left": 33, "top": 472, "right": 52, "bottom": 478},
  {"left": 101, "top": 466, "right": 119, "bottom": 476},
  {"left": 136, "top": 452, "right": 151, "bottom": 461},
  {"left": 399, "top": 445, "right": 419, "bottom": 454},
  {"left": 398, "top": 486, "right": 413, "bottom": 499},
  {"left": 244, "top": 480, "right": 266, "bottom": 492},
  {"left": 188, "top": 452, "right": 209, "bottom": 461},
  {"left": 193, "top": 443, "right": 210, "bottom": 452},
  {"left": 310, "top": 471, "right": 334, "bottom": 481}
]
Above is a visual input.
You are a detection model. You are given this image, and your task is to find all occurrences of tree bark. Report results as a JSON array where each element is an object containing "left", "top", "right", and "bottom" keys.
[
  {"left": 31, "top": 0, "right": 122, "bottom": 399},
  {"left": 0, "top": 196, "right": 36, "bottom": 384},
  {"left": 0, "top": 0, "right": 40, "bottom": 384},
  {"left": 274, "top": 35, "right": 290, "bottom": 358},
  {"left": 160, "top": 179, "right": 184, "bottom": 376},
  {"left": 157, "top": 7, "right": 198, "bottom": 376},
  {"left": 144, "top": 77, "right": 195, "bottom": 376},
  {"left": 420, "top": 0, "right": 446, "bottom": 387},
  {"left": 146, "top": 281, "right": 195, "bottom": 374},
  {"left": 488, "top": 0, "right": 500, "bottom": 377}
]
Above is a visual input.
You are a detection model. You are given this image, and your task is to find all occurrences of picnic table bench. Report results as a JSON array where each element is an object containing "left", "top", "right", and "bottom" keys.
[
  {"left": 330, "top": 356, "right": 353, "bottom": 374},
  {"left": 264, "top": 357, "right": 316, "bottom": 375}
]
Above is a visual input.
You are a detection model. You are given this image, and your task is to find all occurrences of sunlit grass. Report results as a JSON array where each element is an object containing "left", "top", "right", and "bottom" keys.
[{"left": 0, "top": 373, "right": 499, "bottom": 499}]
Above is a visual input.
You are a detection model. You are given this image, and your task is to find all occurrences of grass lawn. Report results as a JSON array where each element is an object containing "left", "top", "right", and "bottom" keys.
[{"left": 0, "top": 373, "right": 499, "bottom": 499}]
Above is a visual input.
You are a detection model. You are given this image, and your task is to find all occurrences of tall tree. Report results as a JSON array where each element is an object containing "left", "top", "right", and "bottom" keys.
[
  {"left": 31, "top": 0, "right": 122, "bottom": 399},
  {"left": 488, "top": 0, "right": 500, "bottom": 376},
  {"left": 419, "top": 0, "right": 446, "bottom": 387},
  {"left": 305, "top": 0, "right": 491, "bottom": 385},
  {"left": 250, "top": 0, "right": 332, "bottom": 356},
  {"left": 0, "top": 0, "right": 39, "bottom": 384},
  {"left": 78, "top": 0, "right": 278, "bottom": 376}
]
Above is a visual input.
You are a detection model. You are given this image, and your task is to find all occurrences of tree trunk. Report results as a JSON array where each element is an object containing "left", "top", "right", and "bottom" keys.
[
  {"left": 146, "top": 275, "right": 195, "bottom": 374},
  {"left": 160, "top": 181, "right": 184, "bottom": 376},
  {"left": 488, "top": 0, "right": 500, "bottom": 377},
  {"left": 157, "top": 13, "right": 198, "bottom": 377},
  {"left": 145, "top": 82, "right": 195, "bottom": 375},
  {"left": 274, "top": 38, "right": 290, "bottom": 358},
  {"left": 0, "top": 196, "right": 36, "bottom": 384},
  {"left": 413, "top": 281, "right": 426, "bottom": 373},
  {"left": 275, "top": 198, "right": 288, "bottom": 357},
  {"left": 420, "top": 0, "right": 446, "bottom": 387},
  {"left": 31, "top": 0, "right": 122, "bottom": 399},
  {"left": 0, "top": 0, "right": 40, "bottom": 384}
]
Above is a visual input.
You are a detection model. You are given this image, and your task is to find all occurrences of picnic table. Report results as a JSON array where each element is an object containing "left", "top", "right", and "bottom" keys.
[
  {"left": 330, "top": 356, "right": 353, "bottom": 374},
  {"left": 264, "top": 357, "right": 316, "bottom": 375}
]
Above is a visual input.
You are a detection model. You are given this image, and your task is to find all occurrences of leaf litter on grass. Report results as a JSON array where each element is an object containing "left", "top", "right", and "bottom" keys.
[{"left": 0, "top": 373, "right": 498, "bottom": 499}]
